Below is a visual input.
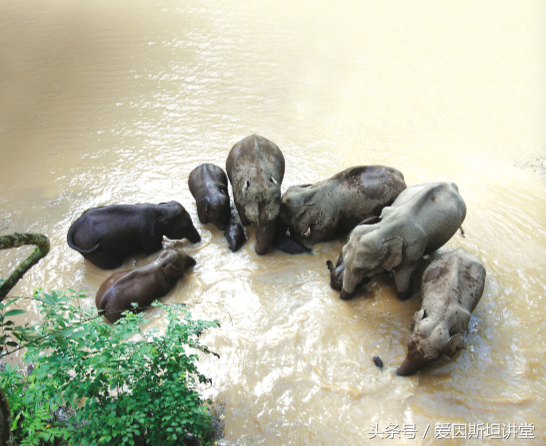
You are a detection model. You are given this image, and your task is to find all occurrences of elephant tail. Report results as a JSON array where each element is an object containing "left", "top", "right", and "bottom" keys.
[{"left": 67, "top": 223, "right": 100, "bottom": 255}]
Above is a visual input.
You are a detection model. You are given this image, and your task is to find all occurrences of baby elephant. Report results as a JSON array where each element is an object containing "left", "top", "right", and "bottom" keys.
[
  {"left": 396, "top": 249, "right": 486, "bottom": 376},
  {"left": 279, "top": 166, "right": 406, "bottom": 244},
  {"left": 188, "top": 163, "right": 231, "bottom": 231},
  {"left": 338, "top": 182, "right": 466, "bottom": 300},
  {"left": 95, "top": 248, "right": 196, "bottom": 324},
  {"left": 67, "top": 201, "right": 200, "bottom": 269}
]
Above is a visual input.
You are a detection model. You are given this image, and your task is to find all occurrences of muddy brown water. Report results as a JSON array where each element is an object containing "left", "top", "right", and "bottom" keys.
[{"left": 1, "top": 1, "right": 545, "bottom": 444}]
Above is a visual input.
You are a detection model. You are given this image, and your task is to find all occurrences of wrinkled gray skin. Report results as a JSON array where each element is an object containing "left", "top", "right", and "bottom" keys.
[
  {"left": 188, "top": 163, "right": 231, "bottom": 231},
  {"left": 326, "top": 217, "right": 377, "bottom": 291},
  {"left": 397, "top": 249, "right": 486, "bottom": 376},
  {"left": 67, "top": 201, "right": 200, "bottom": 269},
  {"left": 95, "top": 248, "right": 196, "bottom": 324},
  {"left": 339, "top": 182, "right": 467, "bottom": 300},
  {"left": 279, "top": 166, "right": 407, "bottom": 245},
  {"left": 224, "top": 206, "right": 247, "bottom": 252},
  {"left": 226, "top": 134, "right": 285, "bottom": 255}
]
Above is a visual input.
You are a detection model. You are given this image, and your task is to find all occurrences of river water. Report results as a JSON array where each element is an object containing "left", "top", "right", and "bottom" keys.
[{"left": 1, "top": 1, "right": 545, "bottom": 444}]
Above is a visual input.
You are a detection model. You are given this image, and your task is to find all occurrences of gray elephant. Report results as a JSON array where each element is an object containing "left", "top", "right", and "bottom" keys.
[
  {"left": 95, "top": 248, "right": 196, "bottom": 323},
  {"left": 188, "top": 163, "right": 231, "bottom": 231},
  {"left": 336, "top": 182, "right": 467, "bottom": 300},
  {"left": 280, "top": 166, "right": 407, "bottom": 244},
  {"left": 226, "top": 134, "right": 285, "bottom": 255},
  {"left": 67, "top": 201, "right": 200, "bottom": 269},
  {"left": 397, "top": 248, "right": 486, "bottom": 376}
]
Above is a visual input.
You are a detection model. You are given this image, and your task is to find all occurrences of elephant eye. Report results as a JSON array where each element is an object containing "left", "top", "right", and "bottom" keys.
[
  {"left": 270, "top": 177, "right": 278, "bottom": 186},
  {"left": 421, "top": 310, "right": 428, "bottom": 319}
]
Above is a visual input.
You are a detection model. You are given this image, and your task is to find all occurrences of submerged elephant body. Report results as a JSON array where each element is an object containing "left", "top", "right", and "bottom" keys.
[
  {"left": 188, "top": 163, "right": 230, "bottom": 231},
  {"left": 272, "top": 233, "right": 312, "bottom": 254},
  {"left": 226, "top": 135, "right": 285, "bottom": 255},
  {"left": 280, "top": 166, "right": 407, "bottom": 244},
  {"left": 95, "top": 248, "right": 196, "bottom": 323},
  {"left": 338, "top": 182, "right": 467, "bottom": 300},
  {"left": 396, "top": 249, "right": 486, "bottom": 375},
  {"left": 67, "top": 201, "right": 200, "bottom": 269}
]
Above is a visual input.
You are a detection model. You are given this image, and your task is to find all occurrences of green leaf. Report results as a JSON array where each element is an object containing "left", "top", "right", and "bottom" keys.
[{"left": 3, "top": 309, "right": 26, "bottom": 318}]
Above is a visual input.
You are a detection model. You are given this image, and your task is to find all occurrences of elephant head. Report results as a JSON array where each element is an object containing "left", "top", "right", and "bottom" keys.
[
  {"left": 198, "top": 188, "right": 230, "bottom": 231},
  {"left": 396, "top": 309, "right": 466, "bottom": 376},
  {"left": 241, "top": 175, "right": 282, "bottom": 255},
  {"left": 153, "top": 201, "right": 201, "bottom": 243},
  {"left": 340, "top": 229, "right": 405, "bottom": 300},
  {"left": 158, "top": 248, "right": 197, "bottom": 282},
  {"left": 279, "top": 185, "right": 323, "bottom": 236}
]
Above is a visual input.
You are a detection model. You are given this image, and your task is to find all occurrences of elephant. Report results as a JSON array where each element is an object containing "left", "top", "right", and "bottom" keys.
[
  {"left": 226, "top": 134, "right": 285, "bottom": 255},
  {"left": 67, "top": 201, "right": 200, "bottom": 269},
  {"left": 224, "top": 206, "right": 247, "bottom": 252},
  {"left": 396, "top": 248, "right": 486, "bottom": 376},
  {"left": 95, "top": 248, "right": 196, "bottom": 324},
  {"left": 336, "top": 182, "right": 467, "bottom": 300},
  {"left": 279, "top": 166, "right": 407, "bottom": 245},
  {"left": 188, "top": 163, "right": 231, "bottom": 231}
]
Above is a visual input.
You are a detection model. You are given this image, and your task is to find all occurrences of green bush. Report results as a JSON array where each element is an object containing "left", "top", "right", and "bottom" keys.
[
  {"left": 0, "top": 363, "right": 69, "bottom": 445},
  {"left": 3, "top": 289, "right": 220, "bottom": 446}
]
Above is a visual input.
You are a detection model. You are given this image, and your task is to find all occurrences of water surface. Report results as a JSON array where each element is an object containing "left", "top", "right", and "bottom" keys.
[{"left": 1, "top": 1, "right": 545, "bottom": 444}]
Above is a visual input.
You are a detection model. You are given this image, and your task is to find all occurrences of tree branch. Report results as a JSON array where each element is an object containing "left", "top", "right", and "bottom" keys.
[{"left": 0, "top": 233, "right": 50, "bottom": 301}]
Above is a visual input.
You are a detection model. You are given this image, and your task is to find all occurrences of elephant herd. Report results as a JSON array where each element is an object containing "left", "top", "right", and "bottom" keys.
[{"left": 67, "top": 134, "right": 486, "bottom": 376}]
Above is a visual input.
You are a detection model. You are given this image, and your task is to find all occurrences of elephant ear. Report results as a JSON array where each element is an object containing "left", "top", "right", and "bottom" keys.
[
  {"left": 358, "top": 215, "right": 382, "bottom": 226},
  {"left": 197, "top": 197, "right": 210, "bottom": 222},
  {"left": 411, "top": 309, "right": 427, "bottom": 331},
  {"left": 299, "top": 203, "right": 323, "bottom": 231},
  {"left": 151, "top": 216, "right": 165, "bottom": 237},
  {"left": 164, "top": 263, "right": 181, "bottom": 280},
  {"left": 241, "top": 180, "right": 251, "bottom": 200},
  {"left": 201, "top": 196, "right": 210, "bottom": 212},
  {"left": 381, "top": 236, "right": 405, "bottom": 271}
]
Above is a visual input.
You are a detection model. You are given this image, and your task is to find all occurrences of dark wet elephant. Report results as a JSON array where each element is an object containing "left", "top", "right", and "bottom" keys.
[
  {"left": 95, "top": 248, "right": 196, "bottom": 323},
  {"left": 67, "top": 201, "right": 200, "bottom": 269},
  {"left": 188, "top": 163, "right": 231, "bottom": 231},
  {"left": 280, "top": 165, "right": 407, "bottom": 244},
  {"left": 224, "top": 206, "right": 247, "bottom": 252},
  {"left": 397, "top": 249, "right": 486, "bottom": 376},
  {"left": 335, "top": 182, "right": 467, "bottom": 300},
  {"left": 226, "top": 134, "right": 285, "bottom": 255}
]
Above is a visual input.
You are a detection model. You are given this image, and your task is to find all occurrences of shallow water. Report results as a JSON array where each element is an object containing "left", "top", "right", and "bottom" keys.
[{"left": 1, "top": 0, "right": 545, "bottom": 444}]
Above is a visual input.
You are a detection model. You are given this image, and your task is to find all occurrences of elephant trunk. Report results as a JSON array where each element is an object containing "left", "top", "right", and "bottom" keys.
[
  {"left": 186, "top": 226, "right": 201, "bottom": 243},
  {"left": 254, "top": 221, "right": 276, "bottom": 255},
  {"left": 327, "top": 260, "right": 343, "bottom": 291},
  {"left": 396, "top": 344, "right": 428, "bottom": 376},
  {"left": 396, "top": 358, "right": 426, "bottom": 376}
]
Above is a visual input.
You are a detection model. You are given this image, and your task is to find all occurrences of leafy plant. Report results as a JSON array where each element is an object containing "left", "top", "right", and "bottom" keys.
[
  {"left": 0, "top": 363, "right": 70, "bottom": 446},
  {"left": 0, "top": 296, "right": 26, "bottom": 355},
  {"left": 3, "top": 289, "right": 219, "bottom": 446}
]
